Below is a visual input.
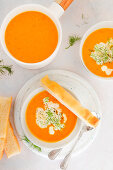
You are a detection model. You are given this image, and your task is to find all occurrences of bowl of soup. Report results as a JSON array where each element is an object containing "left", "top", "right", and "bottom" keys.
[
  {"left": 80, "top": 21, "right": 113, "bottom": 78},
  {"left": 21, "top": 87, "right": 82, "bottom": 149},
  {"left": 0, "top": 4, "right": 62, "bottom": 69}
]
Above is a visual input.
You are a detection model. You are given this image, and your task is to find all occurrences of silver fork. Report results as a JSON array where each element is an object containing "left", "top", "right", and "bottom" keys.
[
  {"left": 48, "top": 125, "right": 93, "bottom": 160},
  {"left": 60, "top": 111, "right": 100, "bottom": 170}
]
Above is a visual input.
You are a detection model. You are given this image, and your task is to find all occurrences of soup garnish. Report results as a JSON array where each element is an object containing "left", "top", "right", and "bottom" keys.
[
  {"left": 36, "top": 97, "right": 67, "bottom": 135},
  {"left": 90, "top": 38, "right": 113, "bottom": 65},
  {"left": 101, "top": 65, "right": 113, "bottom": 75}
]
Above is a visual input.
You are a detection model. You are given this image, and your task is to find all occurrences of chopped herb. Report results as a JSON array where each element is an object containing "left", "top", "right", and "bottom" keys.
[
  {"left": 82, "top": 13, "right": 84, "bottom": 19},
  {"left": 0, "top": 60, "right": 13, "bottom": 75},
  {"left": 81, "top": 13, "right": 88, "bottom": 24},
  {"left": 22, "top": 135, "right": 30, "bottom": 143},
  {"left": 43, "top": 97, "right": 49, "bottom": 103},
  {"left": 65, "top": 35, "right": 81, "bottom": 49},
  {"left": 22, "top": 135, "right": 41, "bottom": 152},
  {"left": 89, "top": 49, "right": 94, "bottom": 52},
  {"left": 47, "top": 110, "right": 53, "bottom": 117},
  {"left": 32, "top": 144, "right": 41, "bottom": 152}
]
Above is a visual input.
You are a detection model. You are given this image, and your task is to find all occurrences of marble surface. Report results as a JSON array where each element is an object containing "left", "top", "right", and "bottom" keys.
[{"left": 0, "top": 0, "right": 113, "bottom": 169}]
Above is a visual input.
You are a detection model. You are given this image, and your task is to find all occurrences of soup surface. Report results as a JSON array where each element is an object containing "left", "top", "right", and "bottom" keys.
[
  {"left": 82, "top": 28, "right": 113, "bottom": 77},
  {"left": 26, "top": 90, "right": 77, "bottom": 143},
  {"left": 5, "top": 11, "right": 58, "bottom": 63}
]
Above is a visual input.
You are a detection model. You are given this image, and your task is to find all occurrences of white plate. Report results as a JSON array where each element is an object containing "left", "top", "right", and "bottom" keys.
[{"left": 14, "top": 70, "right": 102, "bottom": 159}]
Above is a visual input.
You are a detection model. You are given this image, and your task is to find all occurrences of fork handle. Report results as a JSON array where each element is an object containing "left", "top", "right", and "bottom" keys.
[
  {"left": 60, "top": 139, "right": 78, "bottom": 170},
  {"left": 60, "top": 126, "right": 85, "bottom": 169},
  {"left": 60, "top": 150, "right": 72, "bottom": 170}
]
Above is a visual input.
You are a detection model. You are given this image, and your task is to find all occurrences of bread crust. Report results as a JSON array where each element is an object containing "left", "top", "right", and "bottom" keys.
[
  {"left": 40, "top": 75, "right": 99, "bottom": 128},
  {"left": 0, "top": 97, "right": 12, "bottom": 138},
  {"left": 0, "top": 138, "right": 5, "bottom": 160},
  {"left": 5, "top": 121, "right": 21, "bottom": 158}
]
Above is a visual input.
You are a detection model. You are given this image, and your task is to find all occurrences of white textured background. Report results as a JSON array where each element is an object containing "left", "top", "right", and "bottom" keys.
[{"left": 0, "top": 0, "right": 113, "bottom": 169}]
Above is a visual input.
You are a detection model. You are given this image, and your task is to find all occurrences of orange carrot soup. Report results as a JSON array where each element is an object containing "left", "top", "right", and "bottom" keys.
[
  {"left": 5, "top": 11, "right": 58, "bottom": 63},
  {"left": 82, "top": 28, "right": 113, "bottom": 77},
  {"left": 26, "top": 90, "right": 77, "bottom": 143}
]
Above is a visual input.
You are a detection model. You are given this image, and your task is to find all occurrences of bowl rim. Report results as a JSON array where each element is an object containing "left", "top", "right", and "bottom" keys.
[
  {"left": 0, "top": 4, "right": 62, "bottom": 68},
  {"left": 20, "top": 87, "right": 82, "bottom": 149},
  {"left": 80, "top": 20, "right": 113, "bottom": 80}
]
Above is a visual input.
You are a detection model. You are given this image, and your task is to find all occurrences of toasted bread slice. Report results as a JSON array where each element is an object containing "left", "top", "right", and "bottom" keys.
[
  {"left": 5, "top": 121, "right": 20, "bottom": 158},
  {"left": 0, "top": 97, "right": 12, "bottom": 138},
  {"left": 0, "top": 138, "right": 5, "bottom": 160},
  {"left": 40, "top": 75, "right": 99, "bottom": 128}
]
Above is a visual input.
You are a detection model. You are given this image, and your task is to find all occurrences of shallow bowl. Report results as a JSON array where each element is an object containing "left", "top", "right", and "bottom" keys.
[
  {"left": 80, "top": 21, "right": 113, "bottom": 79},
  {"left": 21, "top": 87, "right": 82, "bottom": 149}
]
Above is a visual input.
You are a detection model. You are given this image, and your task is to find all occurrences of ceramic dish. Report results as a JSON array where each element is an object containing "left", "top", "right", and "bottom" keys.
[
  {"left": 21, "top": 87, "right": 82, "bottom": 149},
  {"left": 80, "top": 21, "right": 113, "bottom": 79},
  {"left": 0, "top": 3, "right": 62, "bottom": 69},
  {"left": 0, "top": 1, "right": 73, "bottom": 69},
  {"left": 14, "top": 70, "right": 102, "bottom": 159}
]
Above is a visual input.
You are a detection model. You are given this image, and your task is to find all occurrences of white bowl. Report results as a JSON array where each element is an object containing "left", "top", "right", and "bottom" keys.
[
  {"left": 0, "top": 3, "right": 63, "bottom": 69},
  {"left": 21, "top": 87, "right": 82, "bottom": 149},
  {"left": 80, "top": 21, "right": 113, "bottom": 79}
]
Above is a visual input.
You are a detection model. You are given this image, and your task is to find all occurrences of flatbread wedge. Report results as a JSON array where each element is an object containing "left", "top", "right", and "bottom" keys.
[
  {"left": 0, "top": 97, "right": 12, "bottom": 138},
  {"left": 40, "top": 75, "right": 100, "bottom": 128},
  {"left": 5, "top": 121, "right": 21, "bottom": 158}
]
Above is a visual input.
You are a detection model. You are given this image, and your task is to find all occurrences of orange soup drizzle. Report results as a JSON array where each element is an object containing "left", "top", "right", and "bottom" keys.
[
  {"left": 82, "top": 28, "right": 113, "bottom": 77},
  {"left": 26, "top": 91, "right": 77, "bottom": 143},
  {"left": 5, "top": 11, "right": 58, "bottom": 63}
]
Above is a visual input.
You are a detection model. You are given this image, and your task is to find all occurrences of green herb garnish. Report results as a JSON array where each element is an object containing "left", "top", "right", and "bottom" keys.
[
  {"left": 22, "top": 135, "right": 41, "bottom": 152},
  {"left": 47, "top": 110, "right": 53, "bottom": 117},
  {"left": 90, "top": 38, "right": 113, "bottom": 65},
  {"left": 22, "top": 135, "right": 30, "bottom": 143},
  {"left": 82, "top": 13, "right": 84, "bottom": 19},
  {"left": 65, "top": 35, "right": 81, "bottom": 49},
  {"left": 0, "top": 60, "right": 13, "bottom": 75},
  {"left": 81, "top": 13, "right": 88, "bottom": 24},
  {"left": 31, "top": 143, "right": 41, "bottom": 151},
  {"left": 43, "top": 97, "right": 49, "bottom": 103}
]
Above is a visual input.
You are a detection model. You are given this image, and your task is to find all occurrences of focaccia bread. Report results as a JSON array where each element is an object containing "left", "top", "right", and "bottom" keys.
[
  {"left": 0, "top": 97, "right": 12, "bottom": 138},
  {"left": 40, "top": 75, "right": 100, "bottom": 128},
  {"left": 5, "top": 121, "right": 21, "bottom": 158}
]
